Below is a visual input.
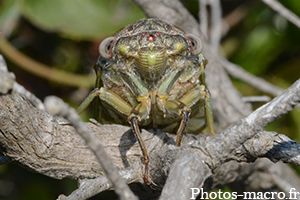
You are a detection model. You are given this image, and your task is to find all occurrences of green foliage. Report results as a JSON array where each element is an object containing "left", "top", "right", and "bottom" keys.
[
  {"left": 232, "top": 25, "right": 284, "bottom": 75},
  {"left": 225, "top": 1, "right": 300, "bottom": 139},
  {"left": 2, "top": 0, "right": 145, "bottom": 39},
  {"left": 0, "top": 0, "right": 21, "bottom": 36}
]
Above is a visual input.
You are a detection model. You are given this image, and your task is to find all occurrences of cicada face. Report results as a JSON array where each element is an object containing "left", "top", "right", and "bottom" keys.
[{"left": 99, "top": 19, "right": 203, "bottom": 85}]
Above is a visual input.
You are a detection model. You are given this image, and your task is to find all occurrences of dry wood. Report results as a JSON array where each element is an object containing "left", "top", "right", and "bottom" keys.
[{"left": 0, "top": 79, "right": 299, "bottom": 199}]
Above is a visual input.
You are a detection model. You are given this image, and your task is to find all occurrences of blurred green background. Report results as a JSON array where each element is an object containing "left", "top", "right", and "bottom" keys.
[{"left": 0, "top": 0, "right": 299, "bottom": 199}]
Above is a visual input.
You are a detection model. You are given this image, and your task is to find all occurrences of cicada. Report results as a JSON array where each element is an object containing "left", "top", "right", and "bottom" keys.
[{"left": 78, "top": 18, "right": 215, "bottom": 184}]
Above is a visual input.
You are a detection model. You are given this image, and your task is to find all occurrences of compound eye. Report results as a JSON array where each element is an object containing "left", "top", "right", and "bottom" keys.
[
  {"left": 99, "top": 36, "right": 116, "bottom": 59},
  {"left": 185, "top": 34, "right": 203, "bottom": 55}
]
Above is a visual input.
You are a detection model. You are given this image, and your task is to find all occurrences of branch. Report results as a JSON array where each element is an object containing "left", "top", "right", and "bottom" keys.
[
  {"left": 44, "top": 96, "right": 138, "bottom": 200},
  {"left": 131, "top": 0, "right": 205, "bottom": 39},
  {"left": 221, "top": 59, "right": 283, "bottom": 96},
  {"left": 241, "top": 95, "right": 271, "bottom": 102},
  {"left": 235, "top": 131, "right": 300, "bottom": 166},
  {"left": 215, "top": 159, "right": 300, "bottom": 194},
  {"left": 0, "top": 84, "right": 299, "bottom": 199},
  {"left": 63, "top": 177, "right": 112, "bottom": 200},
  {"left": 159, "top": 150, "right": 212, "bottom": 200},
  {"left": 261, "top": 0, "right": 300, "bottom": 30},
  {"left": 190, "top": 78, "right": 300, "bottom": 168},
  {"left": 245, "top": 78, "right": 300, "bottom": 128},
  {"left": 221, "top": 5, "right": 248, "bottom": 37},
  {"left": 60, "top": 167, "right": 142, "bottom": 200},
  {"left": 0, "top": 37, "right": 94, "bottom": 88},
  {"left": 208, "top": 0, "right": 222, "bottom": 53},
  {"left": 0, "top": 54, "right": 45, "bottom": 110},
  {"left": 199, "top": 0, "right": 209, "bottom": 38}
]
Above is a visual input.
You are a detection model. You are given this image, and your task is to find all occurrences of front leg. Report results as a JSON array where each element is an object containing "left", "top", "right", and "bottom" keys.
[
  {"left": 78, "top": 88, "right": 152, "bottom": 184},
  {"left": 128, "top": 98, "right": 151, "bottom": 185},
  {"left": 77, "top": 87, "right": 132, "bottom": 115},
  {"left": 179, "top": 84, "right": 216, "bottom": 136},
  {"left": 165, "top": 100, "right": 191, "bottom": 146},
  {"left": 164, "top": 84, "right": 216, "bottom": 147}
]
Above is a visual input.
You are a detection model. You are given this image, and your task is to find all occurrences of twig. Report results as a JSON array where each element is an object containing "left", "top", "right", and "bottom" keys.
[
  {"left": 57, "top": 177, "right": 112, "bottom": 200},
  {"left": 59, "top": 166, "right": 142, "bottom": 200},
  {"left": 0, "top": 54, "right": 45, "bottom": 110},
  {"left": 208, "top": 0, "right": 222, "bottom": 53},
  {"left": 245, "top": 78, "right": 300, "bottom": 128},
  {"left": 199, "top": 0, "right": 209, "bottom": 38},
  {"left": 261, "top": 0, "right": 300, "bottom": 30},
  {"left": 244, "top": 131, "right": 300, "bottom": 166},
  {"left": 191, "top": 78, "right": 300, "bottom": 168},
  {"left": 159, "top": 150, "right": 211, "bottom": 200},
  {"left": 0, "top": 54, "right": 15, "bottom": 94},
  {"left": 221, "top": 59, "right": 300, "bottom": 111},
  {"left": 221, "top": 59, "right": 283, "bottom": 96},
  {"left": 160, "top": 77, "right": 300, "bottom": 198},
  {"left": 0, "top": 37, "right": 94, "bottom": 88},
  {"left": 232, "top": 130, "right": 300, "bottom": 164},
  {"left": 222, "top": 5, "right": 248, "bottom": 37},
  {"left": 131, "top": 0, "right": 206, "bottom": 38},
  {"left": 12, "top": 83, "right": 45, "bottom": 110},
  {"left": 271, "top": 172, "right": 300, "bottom": 195},
  {"left": 242, "top": 95, "right": 271, "bottom": 102},
  {"left": 44, "top": 96, "right": 138, "bottom": 200}
]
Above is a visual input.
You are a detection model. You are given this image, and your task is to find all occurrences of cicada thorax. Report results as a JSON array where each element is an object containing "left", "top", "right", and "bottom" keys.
[{"left": 136, "top": 46, "right": 167, "bottom": 82}]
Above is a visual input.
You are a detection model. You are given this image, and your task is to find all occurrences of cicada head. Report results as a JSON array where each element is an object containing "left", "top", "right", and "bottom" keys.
[{"left": 98, "top": 19, "right": 204, "bottom": 84}]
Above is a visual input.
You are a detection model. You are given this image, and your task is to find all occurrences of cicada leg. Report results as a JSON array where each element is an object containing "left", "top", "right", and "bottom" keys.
[
  {"left": 176, "top": 108, "right": 191, "bottom": 146},
  {"left": 77, "top": 61, "right": 103, "bottom": 117},
  {"left": 77, "top": 88, "right": 101, "bottom": 114},
  {"left": 203, "top": 88, "right": 215, "bottom": 136},
  {"left": 77, "top": 87, "right": 132, "bottom": 116},
  {"left": 198, "top": 59, "right": 216, "bottom": 137},
  {"left": 128, "top": 99, "right": 151, "bottom": 185},
  {"left": 79, "top": 88, "right": 153, "bottom": 184},
  {"left": 164, "top": 84, "right": 216, "bottom": 147},
  {"left": 164, "top": 100, "right": 191, "bottom": 146}
]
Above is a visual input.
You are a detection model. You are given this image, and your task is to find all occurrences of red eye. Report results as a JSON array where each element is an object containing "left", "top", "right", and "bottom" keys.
[
  {"left": 142, "top": 33, "right": 146, "bottom": 36},
  {"left": 148, "top": 36, "right": 154, "bottom": 41},
  {"left": 155, "top": 32, "right": 159, "bottom": 35}
]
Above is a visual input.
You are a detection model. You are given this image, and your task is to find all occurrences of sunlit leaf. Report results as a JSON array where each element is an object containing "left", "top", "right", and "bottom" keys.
[
  {"left": 231, "top": 26, "right": 284, "bottom": 75},
  {"left": 0, "top": 0, "right": 21, "bottom": 36},
  {"left": 20, "top": 0, "right": 145, "bottom": 40}
]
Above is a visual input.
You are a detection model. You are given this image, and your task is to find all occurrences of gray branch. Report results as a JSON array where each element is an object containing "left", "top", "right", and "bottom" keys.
[
  {"left": 208, "top": 0, "right": 222, "bottom": 53},
  {"left": 0, "top": 75, "right": 299, "bottom": 199},
  {"left": 221, "top": 59, "right": 283, "bottom": 96},
  {"left": 261, "top": 0, "right": 300, "bottom": 30},
  {"left": 44, "top": 96, "right": 138, "bottom": 200},
  {"left": 0, "top": 55, "right": 45, "bottom": 110},
  {"left": 199, "top": 0, "right": 209, "bottom": 38}
]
